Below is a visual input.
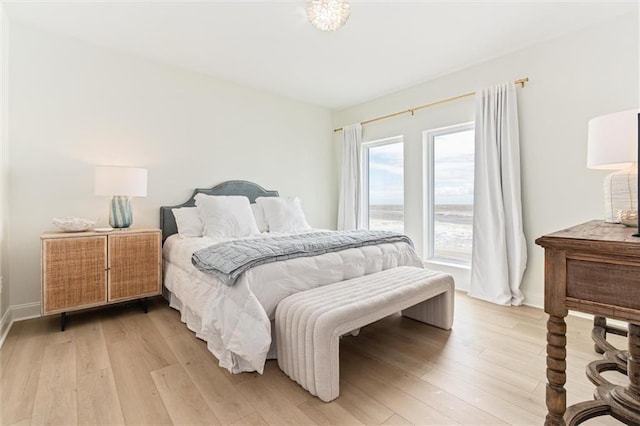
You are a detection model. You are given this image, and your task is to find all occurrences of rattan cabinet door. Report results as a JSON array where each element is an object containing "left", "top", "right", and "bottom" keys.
[
  {"left": 108, "top": 232, "right": 161, "bottom": 301},
  {"left": 42, "top": 236, "right": 108, "bottom": 313}
]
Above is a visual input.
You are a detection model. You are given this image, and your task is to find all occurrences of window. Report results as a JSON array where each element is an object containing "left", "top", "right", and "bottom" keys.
[
  {"left": 362, "top": 136, "right": 404, "bottom": 233},
  {"left": 424, "top": 123, "right": 474, "bottom": 265}
]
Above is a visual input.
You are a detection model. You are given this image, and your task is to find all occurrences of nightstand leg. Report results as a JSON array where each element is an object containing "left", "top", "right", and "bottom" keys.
[
  {"left": 139, "top": 298, "right": 148, "bottom": 314},
  {"left": 60, "top": 312, "right": 67, "bottom": 332}
]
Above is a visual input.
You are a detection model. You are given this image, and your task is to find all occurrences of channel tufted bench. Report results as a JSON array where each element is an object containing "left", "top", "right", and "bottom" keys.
[{"left": 275, "top": 266, "right": 454, "bottom": 402}]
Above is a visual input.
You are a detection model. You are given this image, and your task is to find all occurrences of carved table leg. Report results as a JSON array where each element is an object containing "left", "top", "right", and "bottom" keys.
[
  {"left": 592, "top": 316, "right": 628, "bottom": 359},
  {"left": 592, "top": 322, "right": 640, "bottom": 425},
  {"left": 564, "top": 400, "right": 611, "bottom": 425},
  {"left": 546, "top": 315, "right": 567, "bottom": 426},
  {"left": 564, "top": 322, "right": 640, "bottom": 425},
  {"left": 628, "top": 323, "right": 640, "bottom": 397}
]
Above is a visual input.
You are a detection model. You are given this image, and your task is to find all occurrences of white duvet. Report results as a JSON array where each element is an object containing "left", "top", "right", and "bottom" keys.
[{"left": 162, "top": 232, "right": 423, "bottom": 374}]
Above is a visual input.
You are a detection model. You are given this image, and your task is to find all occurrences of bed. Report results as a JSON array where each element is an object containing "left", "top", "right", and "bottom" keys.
[{"left": 160, "top": 180, "right": 424, "bottom": 374}]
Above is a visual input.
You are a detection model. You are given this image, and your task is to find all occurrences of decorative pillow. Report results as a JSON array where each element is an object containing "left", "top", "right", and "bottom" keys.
[
  {"left": 256, "top": 197, "right": 312, "bottom": 233},
  {"left": 195, "top": 194, "right": 260, "bottom": 238},
  {"left": 172, "top": 207, "right": 203, "bottom": 238},
  {"left": 251, "top": 203, "right": 269, "bottom": 233}
]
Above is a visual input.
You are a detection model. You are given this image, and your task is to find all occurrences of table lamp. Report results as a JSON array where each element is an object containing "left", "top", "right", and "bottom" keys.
[
  {"left": 94, "top": 166, "right": 147, "bottom": 228},
  {"left": 587, "top": 109, "right": 640, "bottom": 225}
]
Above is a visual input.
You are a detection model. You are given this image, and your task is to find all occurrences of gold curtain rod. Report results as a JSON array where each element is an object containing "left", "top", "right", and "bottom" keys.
[{"left": 333, "top": 77, "right": 529, "bottom": 133}]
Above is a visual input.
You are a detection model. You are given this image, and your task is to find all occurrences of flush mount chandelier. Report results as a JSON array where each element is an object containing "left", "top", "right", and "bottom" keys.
[{"left": 307, "top": 0, "right": 351, "bottom": 32}]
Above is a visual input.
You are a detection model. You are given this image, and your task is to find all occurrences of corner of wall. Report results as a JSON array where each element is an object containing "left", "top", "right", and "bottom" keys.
[
  {"left": 0, "top": 306, "right": 10, "bottom": 347},
  {"left": 0, "top": 302, "right": 41, "bottom": 348},
  {"left": 0, "top": 2, "right": 9, "bottom": 324}
]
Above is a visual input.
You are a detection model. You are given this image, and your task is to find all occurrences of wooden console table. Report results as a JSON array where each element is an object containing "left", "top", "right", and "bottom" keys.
[{"left": 536, "top": 221, "right": 640, "bottom": 425}]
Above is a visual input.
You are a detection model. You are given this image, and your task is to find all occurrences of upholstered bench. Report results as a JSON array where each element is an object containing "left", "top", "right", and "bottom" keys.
[{"left": 275, "top": 266, "right": 455, "bottom": 402}]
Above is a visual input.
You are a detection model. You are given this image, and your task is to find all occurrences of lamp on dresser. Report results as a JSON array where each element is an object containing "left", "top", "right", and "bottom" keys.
[
  {"left": 94, "top": 166, "right": 147, "bottom": 228},
  {"left": 587, "top": 108, "right": 640, "bottom": 227}
]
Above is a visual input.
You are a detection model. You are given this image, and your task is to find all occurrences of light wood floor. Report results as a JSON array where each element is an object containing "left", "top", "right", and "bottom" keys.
[{"left": 0, "top": 293, "right": 629, "bottom": 425}]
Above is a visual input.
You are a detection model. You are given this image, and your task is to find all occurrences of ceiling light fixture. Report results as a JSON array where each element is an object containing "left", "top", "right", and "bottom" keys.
[{"left": 307, "top": 0, "right": 350, "bottom": 32}]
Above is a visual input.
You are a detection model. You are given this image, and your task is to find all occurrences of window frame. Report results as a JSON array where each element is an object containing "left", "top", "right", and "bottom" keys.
[
  {"left": 361, "top": 135, "right": 404, "bottom": 231},
  {"left": 423, "top": 121, "right": 475, "bottom": 266}
]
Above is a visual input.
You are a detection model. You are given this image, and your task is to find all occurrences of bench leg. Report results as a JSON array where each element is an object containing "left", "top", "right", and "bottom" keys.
[
  {"left": 401, "top": 288, "right": 454, "bottom": 330},
  {"left": 312, "top": 334, "right": 341, "bottom": 402}
]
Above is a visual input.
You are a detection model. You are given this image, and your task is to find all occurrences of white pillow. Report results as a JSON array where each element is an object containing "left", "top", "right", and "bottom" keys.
[
  {"left": 256, "top": 197, "right": 312, "bottom": 233},
  {"left": 251, "top": 203, "right": 269, "bottom": 233},
  {"left": 195, "top": 194, "right": 260, "bottom": 238},
  {"left": 172, "top": 207, "right": 203, "bottom": 238}
]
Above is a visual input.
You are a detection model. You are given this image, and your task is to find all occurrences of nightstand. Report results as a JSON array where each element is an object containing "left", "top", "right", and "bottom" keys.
[{"left": 41, "top": 227, "right": 161, "bottom": 330}]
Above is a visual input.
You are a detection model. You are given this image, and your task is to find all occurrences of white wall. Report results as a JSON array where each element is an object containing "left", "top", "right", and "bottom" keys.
[
  {"left": 4, "top": 10, "right": 638, "bottom": 321},
  {"left": 0, "top": 7, "right": 10, "bottom": 331},
  {"left": 333, "top": 11, "right": 639, "bottom": 307},
  {"left": 5, "top": 21, "right": 337, "bottom": 317}
]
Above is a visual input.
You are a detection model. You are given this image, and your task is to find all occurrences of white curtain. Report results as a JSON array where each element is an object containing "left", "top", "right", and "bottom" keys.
[
  {"left": 469, "top": 82, "right": 527, "bottom": 306},
  {"left": 337, "top": 123, "right": 362, "bottom": 230}
]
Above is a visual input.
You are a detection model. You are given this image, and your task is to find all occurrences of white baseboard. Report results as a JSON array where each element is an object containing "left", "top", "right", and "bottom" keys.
[
  {"left": 523, "top": 293, "right": 543, "bottom": 310},
  {"left": 566, "top": 310, "right": 628, "bottom": 329},
  {"left": 0, "top": 307, "right": 11, "bottom": 347},
  {"left": 0, "top": 301, "right": 41, "bottom": 348},
  {"left": 521, "top": 297, "right": 628, "bottom": 330},
  {"left": 10, "top": 301, "right": 41, "bottom": 321}
]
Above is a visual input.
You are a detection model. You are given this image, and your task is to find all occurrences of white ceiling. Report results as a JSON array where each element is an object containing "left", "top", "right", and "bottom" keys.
[{"left": 4, "top": 1, "right": 637, "bottom": 109}]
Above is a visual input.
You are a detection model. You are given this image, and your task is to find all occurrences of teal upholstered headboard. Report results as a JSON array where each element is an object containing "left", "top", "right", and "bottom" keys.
[{"left": 159, "top": 180, "right": 279, "bottom": 243}]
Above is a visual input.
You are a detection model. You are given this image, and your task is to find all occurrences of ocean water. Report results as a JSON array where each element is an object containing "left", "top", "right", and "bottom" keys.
[{"left": 369, "top": 204, "right": 472, "bottom": 262}]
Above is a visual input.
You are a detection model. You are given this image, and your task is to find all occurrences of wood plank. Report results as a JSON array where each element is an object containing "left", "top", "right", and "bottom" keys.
[
  {"left": 18, "top": 314, "right": 75, "bottom": 345},
  {"left": 221, "top": 368, "right": 261, "bottom": 386},
  {"left": 381, "top": 413, "right": 413, "bottom": 425},
  {"left": 105, "top": 312, "right": 178, "bottom": 372},
  {"left": 231, "top": 412, "right": 269, "bottom": 426},
  {"left": 77, "top": 368, "right": 125, "bottom": 425},
  {"left": 478, "top": 348, "right": 601, "bottom": 395},
  {"left": 183, "top": 360, "right": 255, "bottom": 425},
  {"left": 340, "top": 345, "right": 506, "bottom": 425},
  {"left": 297, "top": 397, "right": 365, "bottom": 426},
  {"left": 339, "top": 355, "right": 458, "bottom": 425},
  {"left": 31, "top": 340, "right": 78, "bottom": 425},
  {"left": 339, "top": 330, "right": 436, "bottom": 378},
  {"left": 0, "top": 321, "right": 20, "bottom": 380},
  {"left": 75, "top": 315, "right": 110, "bottom": 375},
  {"left": 351, "top": 322, "right": 541, "bottom": 395},
  {"left": 151, "top": 363, "right": 221, "bottom": 425},
  {"left": 107, "top": 338, "right": 173, "bottom": 425},
  {"left": 419, "top": 363, "right": 542, "bottom": 424},
  {"left": 147, "top": 299, "right": 191, "bottom": 339},
  {"left": 262, "top": 360, "right": 313, "bottom": 406},
  {"left": 333, "top": 380, "right": 394, "bottom": 425},
  {"left": 34, "top": 340, "right": 76, "bottom": 389},
  {"left": 163, "top": 329, "right": 218, "bottom": 365},
  {"left": 31, "top": 388, "right": 77, "bottom": 426},
  {"left": 100, "top": 308, "right": 139, "bottom": 343},
  {"left": 5, "top": 418, "right": 31, "bottom": 426},
  {"left": 2, "top": 291, "right": 633, "bottom": 426},
  {"left": 236, "top": 377, "right": 317, "bottom": 425},
  {"left": 165, "top": 332, "right": 254, "bottom": 424},
  {"left": 425, "top": 362, "right": 547, "bottom": 417},
  {"left": 0, "top": 333, "right": 46, "bottom": 425}
]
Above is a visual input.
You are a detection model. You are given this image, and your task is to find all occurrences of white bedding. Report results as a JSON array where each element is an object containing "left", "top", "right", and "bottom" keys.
[{"left": 162, "top": 232, "right": 423, "bottom": 374}]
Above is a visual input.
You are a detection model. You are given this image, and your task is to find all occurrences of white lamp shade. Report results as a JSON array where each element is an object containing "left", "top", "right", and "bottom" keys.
[
  {"left": 94, "top": 166, "right": 147, "bottom": 197},
  {"left": 587, "top": 108, "right": 640, "bottom": 170}
]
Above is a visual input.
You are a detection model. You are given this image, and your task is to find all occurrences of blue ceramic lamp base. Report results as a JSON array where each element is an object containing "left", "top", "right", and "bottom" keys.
[{"left": 109, "top": 195, "right": 133, "bottom": 228}]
